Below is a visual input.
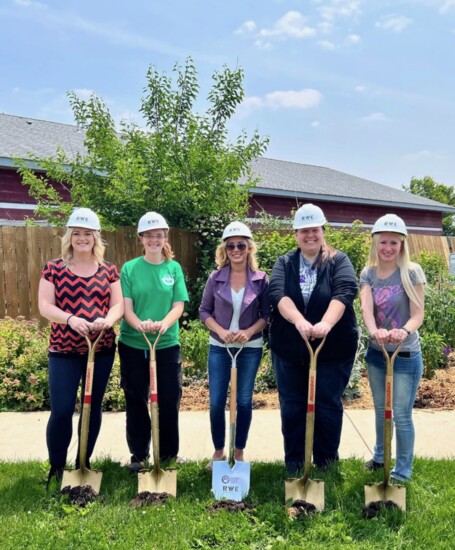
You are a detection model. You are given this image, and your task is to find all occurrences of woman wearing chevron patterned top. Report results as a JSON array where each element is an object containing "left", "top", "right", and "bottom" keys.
[{"left": 38, "top": 208, "right": 124, "bottom": 487}]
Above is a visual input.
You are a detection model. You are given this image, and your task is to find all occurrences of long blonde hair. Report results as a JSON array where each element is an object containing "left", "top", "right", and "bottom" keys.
[
  {"left": 215, "top": 238, "right": 259, "bottom": 270},
  {"left": 139, "top": 229, "right": 175, "bottom": 260},
  {"left": 367, "top": 233, "right": 424, "bottom": 308},
  {"left": 61, "top": 228, "right": 106, "bottom": 265}
]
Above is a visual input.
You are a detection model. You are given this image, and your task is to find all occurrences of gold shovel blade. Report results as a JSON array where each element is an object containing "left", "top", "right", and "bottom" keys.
[
  {"left": 61, "top": 468, "right": 102, "bottom": 494},
  {"left": 137, "top": 468, "right": 177, "bottom": 497},
  {"left": 285, "top": 478, "right": 325, "bottom": 512},
  {"left": 364, "top": 482, "right": 406, "bottom": 511}
]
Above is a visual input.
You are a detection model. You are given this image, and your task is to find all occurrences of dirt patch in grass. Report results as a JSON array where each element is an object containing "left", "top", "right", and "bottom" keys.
[
  {"left": 130, "top": 491, "right": 170, "bottom": 508},
  {"left": 61, "top": 485, "right": 98, "bottom": 507},
  {"left": 207, "top": 500, "right": 255, "bottom": 512}
]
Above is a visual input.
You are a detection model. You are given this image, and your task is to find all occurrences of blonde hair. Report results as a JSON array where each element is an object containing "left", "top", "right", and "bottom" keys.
[
  {"left": 61, "top": 228, "right": 106, "bottom": 265},
  {"left": 367, "top": 233, "right": 424, "bottom": 308},
  {"left": 215, "top": 238, "right": 259, "bottom": 270},
  {"left": 139, "top": 229, "right": 175, "bottom": 260}
]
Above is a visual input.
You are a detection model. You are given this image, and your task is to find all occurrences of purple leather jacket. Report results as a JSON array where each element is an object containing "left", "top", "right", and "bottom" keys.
[{"left": 199, "top": 265, "right": 270, "bottom": 344}]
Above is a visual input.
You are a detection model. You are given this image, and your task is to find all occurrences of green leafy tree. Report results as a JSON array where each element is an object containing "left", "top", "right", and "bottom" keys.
[
  {"left": 403, "top": 176, "right": 455, "bottom": 235},
  {"left": 18, "top": 58, "right": 268, "bottom": 231}
]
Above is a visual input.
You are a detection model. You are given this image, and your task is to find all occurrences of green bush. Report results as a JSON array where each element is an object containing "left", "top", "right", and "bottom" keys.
[
  {"left": 412, "top": 249, "right": 448, "bottom": 286},
  {"left": 422, "top": 283, "right": 455, "bottom": 349},
  {"left": 420, "top": 332, "right": 446, "bottom": 379},
  {"left": 254, "top": 348, "right": 276, "bottom": 392},
  {"left": 102, "top": 355, "right": 125, "bottom": 411},
  {"left": 179, "top": 319, "right": 209, "bottom": 384},
  {"left": 0, "top": 317, "right": 50, "bottom": 411}
]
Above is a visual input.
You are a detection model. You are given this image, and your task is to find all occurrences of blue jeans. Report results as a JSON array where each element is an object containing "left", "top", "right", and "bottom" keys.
[
  {"left": 47, "top": 351, "right": 114, "bottom": 468},
  {"left": 366, "top": 347, "right": 423, "bottom": 481},
  {"left": 272, "top": 351, "right": 354, "bottom": 468},
  {"left": 208, "top": 345, "right": 263, "bottom": 450}
]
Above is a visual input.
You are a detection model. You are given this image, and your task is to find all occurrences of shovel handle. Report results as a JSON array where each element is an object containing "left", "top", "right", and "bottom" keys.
[
  {"left": 143, "top": 332, "right": 161, "bottom": 472},
  {"left": 78, "top": 330, "right": 105, "bottom": 473},
  {"left": 302, "top": 337, "right": 326, "bottom": 482},
  {"left": 226, "top": 345, "right": 243, "bottom": 466},
  {"left": 380, "top": 343, "right": 402, "bottom": 484}
]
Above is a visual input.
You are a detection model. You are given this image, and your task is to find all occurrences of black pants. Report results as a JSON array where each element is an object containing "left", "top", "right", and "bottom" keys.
[
  {"left": 118, "top": 341, "right": 182, "bottom": 461},
  {"left": 272, "top": 352, "right": 354, "bottom": 468}
]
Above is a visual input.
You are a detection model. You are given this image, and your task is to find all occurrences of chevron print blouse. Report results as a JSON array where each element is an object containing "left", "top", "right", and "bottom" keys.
[{"left": 41, "top": 259, "right": 120, "bottom": 354}]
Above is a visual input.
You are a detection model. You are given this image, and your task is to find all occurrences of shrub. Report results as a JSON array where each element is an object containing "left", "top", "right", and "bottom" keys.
[
  {"left": 103, "top": 355, "right": 125, "bottom": 411},
  {"left": 412, "top": 249, "right": 448, "bottom": 286},
  {"left": 254, "top": 348, "right": 276, "bottom": 392},
  {"left": 420, "top": 332, "right": 446, "bottom": 379},
  {"left": 0, "top": 317, "right": 50, "bottom": 411},
  {"left": 179, "top": 319, "right": 209, "bottom": 384},
  {"left": 422, "top": 283, "right": 455, "bottom": 349}
]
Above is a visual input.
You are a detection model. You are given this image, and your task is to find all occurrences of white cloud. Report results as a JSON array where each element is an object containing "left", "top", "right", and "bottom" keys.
[
  {"left": 237, "top": 89, "right": 322, "bottom": 117},
  {"left": 318, "top": 39, "right": 337, "bottom": 49},
  {"left": 355, "top": 85, "right": 366, "bottom": 92},
  {"left": 265, "top": 89, "right": 322, "bottom": 109},
  {"left": 403, "top": 149, "right": 448, "bottom": 160},
  {"left": 362, "top": 112, "right": 388, "bottom": 122},
  {"left": 375, "top": 14, "right": 412, "bottom": 33},
  {"left": 257, "top": 11, "right": 316, "bottom": 39},
  {"left": 346, "top": 33, "right": 361, "bottom": 43},
  {"left": 234, "top": 20, "right": 256, "bottom": 34},
  {"left": 440, "top": 0, "right": 455, "bottom": 13},
  {"left": 311, "top": 120, "right": 320, "bottom": 127},
  {"left": 318, "top": 0, "right": 362, "bottom": 22}
]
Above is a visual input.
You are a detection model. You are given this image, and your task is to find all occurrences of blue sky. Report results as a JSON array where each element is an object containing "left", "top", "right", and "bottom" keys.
[{"left": 1, "top": 0, "right": 454, "bottom": 190}]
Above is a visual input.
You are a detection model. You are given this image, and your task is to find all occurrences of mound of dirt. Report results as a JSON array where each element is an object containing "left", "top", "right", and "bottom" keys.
[
  {"left": 208, "top": 500, "right": 255, "bottom": 512},
  {"left": 181, "top": 364, "right": 455, "bottom": 411},
  {"left": 61, "top": 485, "right": 98, "bottom": 507},
  {"left": 130, "top": 491, "right": 170, "bottom": 508}
]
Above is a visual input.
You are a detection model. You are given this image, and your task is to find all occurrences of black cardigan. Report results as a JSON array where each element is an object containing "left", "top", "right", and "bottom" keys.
[{"left": 269, "top": 248, "right": 358, "bottom": 364}]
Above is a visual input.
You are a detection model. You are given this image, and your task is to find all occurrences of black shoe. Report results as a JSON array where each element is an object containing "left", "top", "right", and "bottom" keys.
[
  {"left": 364, "top": 459, "right": 384, "bottom": 471},
  {"left": 128, "top": 456, "right": 146, "bottom": 473},
  {"left": 46, "top": 465, "right": 64, "bottom": 489},
  {"left": 286, "top": 461, "right": 302, "bottom": 477}
]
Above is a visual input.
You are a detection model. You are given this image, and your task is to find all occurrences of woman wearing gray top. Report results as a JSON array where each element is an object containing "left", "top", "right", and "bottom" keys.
[{"left": 360, "top": 214, "right": 426, "bottom": 482}]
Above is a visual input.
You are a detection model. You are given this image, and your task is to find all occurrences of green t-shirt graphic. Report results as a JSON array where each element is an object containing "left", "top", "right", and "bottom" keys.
[{"left": 119, "top": 257, "right": 189, "bottom": 350}]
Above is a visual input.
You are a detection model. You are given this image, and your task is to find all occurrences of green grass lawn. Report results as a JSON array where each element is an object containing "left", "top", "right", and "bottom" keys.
[{"left": 1, "top": 458, "right": 454, "bottom": 549}]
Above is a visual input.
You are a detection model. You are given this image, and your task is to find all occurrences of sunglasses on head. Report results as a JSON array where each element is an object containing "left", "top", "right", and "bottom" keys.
[{"left": 226, "top": 242, "right": 248, "bottom": 251}]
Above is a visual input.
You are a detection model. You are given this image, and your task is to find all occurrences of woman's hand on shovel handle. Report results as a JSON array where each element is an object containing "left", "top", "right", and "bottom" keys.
[
  {"left": 294, "top": 318, "right": 313, "bottom": 341},
  {"left": 68, "top": 316, "right": 92, "bottom": 336}
]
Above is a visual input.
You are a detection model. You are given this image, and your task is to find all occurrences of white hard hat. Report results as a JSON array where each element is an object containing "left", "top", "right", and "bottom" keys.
[
  {"left": 371, "top": 214, "right": 408, "bottom": 236},
  {"left": 222, "top": 221, "right": 252, "bottom": 240},
  {"left": 66, "top": 208, "right": 101, "bottom": 230},
  {"left": 293, "top": 203, "right": 327, "bottom": 230},
  {"left": 137, "top": 211, "right": 169, "bottom": 234}
]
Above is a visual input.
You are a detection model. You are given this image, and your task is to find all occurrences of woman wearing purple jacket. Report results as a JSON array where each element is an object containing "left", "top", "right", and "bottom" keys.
[{"left": 199, "top": 221, "right": 270, "bottom": 469}]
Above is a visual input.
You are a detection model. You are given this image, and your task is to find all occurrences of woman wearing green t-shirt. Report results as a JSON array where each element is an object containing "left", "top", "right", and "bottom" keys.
[{"left": 119, "top": 212, "right": 189, "bottom": 472}]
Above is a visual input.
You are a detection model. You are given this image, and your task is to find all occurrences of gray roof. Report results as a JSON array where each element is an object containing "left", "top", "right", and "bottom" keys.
[
  {"left": 1, "top": 113, "right": 453, "bottom": 213},
  {"left": 247, "top": 157, "right": 455, "bottom": 213},
  {"left": 0, "top": 113, "right": 86, "bottom": 164}
]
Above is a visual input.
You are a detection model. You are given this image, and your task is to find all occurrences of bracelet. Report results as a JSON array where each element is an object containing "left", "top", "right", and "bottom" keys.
[
  {"left": 67, "top": 314, "right": 75, "bottom": 325},
  {"left": 401, "top": 326, "right": 411, "bottom": 335}
]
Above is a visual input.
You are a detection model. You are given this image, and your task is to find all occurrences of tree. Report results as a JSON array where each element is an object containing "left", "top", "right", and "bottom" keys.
[
  {"left": 403, "top": 176, "right": 455, "bottom": 236},
  {"left": 18, "top": 58, "right": 269, "bottom": 231}
]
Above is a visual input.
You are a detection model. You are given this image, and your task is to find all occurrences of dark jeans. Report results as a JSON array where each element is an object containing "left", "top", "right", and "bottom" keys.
[
  {"left": 46, "top": 352, "right": 114, "bottom": 468},
  {"left": 272, "top": 351, "right": 354, "bottom": 468},
  {"left": 119, "top": 341, "right": 182, "bottom": 461}
]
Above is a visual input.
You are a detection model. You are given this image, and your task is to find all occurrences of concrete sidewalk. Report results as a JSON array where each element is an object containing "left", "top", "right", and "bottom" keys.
[{"left": 1, "top": 409, "right": 454, "bottom": 464}]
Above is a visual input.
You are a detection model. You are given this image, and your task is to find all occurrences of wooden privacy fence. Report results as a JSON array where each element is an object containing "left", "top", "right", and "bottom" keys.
[
  {"left": 0, "top": 226, "right": 197, "bottom": 320},
  {"left": 0, "top": 226, "right": 454, "bottom": 320}
]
